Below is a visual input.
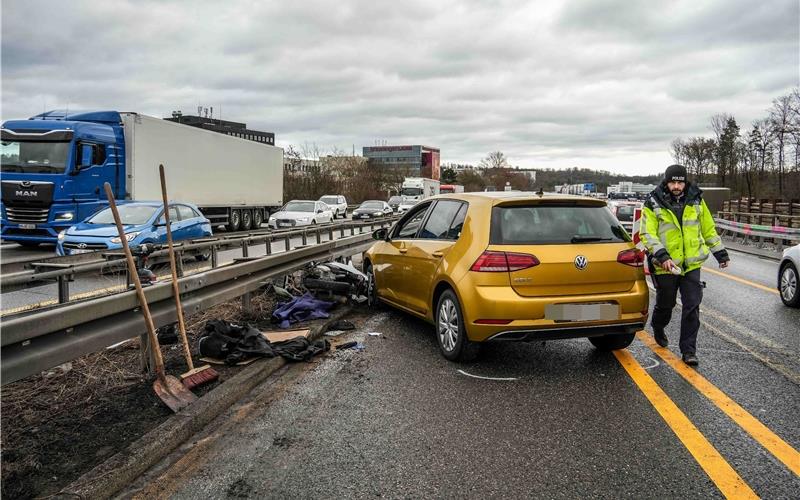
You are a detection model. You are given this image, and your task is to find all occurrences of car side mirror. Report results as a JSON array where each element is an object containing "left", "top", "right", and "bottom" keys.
[
  {"left": 317, "top": 209, "right": 323, "bottom": 214},
  {"left": 373, "top": 228, "right": 388, "bottom": 241}
]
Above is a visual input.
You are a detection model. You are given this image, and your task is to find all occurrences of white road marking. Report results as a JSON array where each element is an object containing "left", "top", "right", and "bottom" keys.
[{"left": 457, "top": 369, "right": 519, "bottom": 381}]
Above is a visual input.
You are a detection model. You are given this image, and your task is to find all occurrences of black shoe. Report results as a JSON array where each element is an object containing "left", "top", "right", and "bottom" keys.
[
  {"left": 682, "top": 353, "right": 699, "bottom": 366},
  {"left": 653, "top": 329, "right": 668, "bottom": 348}
]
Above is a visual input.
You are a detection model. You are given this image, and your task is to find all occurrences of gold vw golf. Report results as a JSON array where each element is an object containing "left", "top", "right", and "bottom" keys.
[{"left": 363, "top": 192, "right": 649, "bottom": 361}]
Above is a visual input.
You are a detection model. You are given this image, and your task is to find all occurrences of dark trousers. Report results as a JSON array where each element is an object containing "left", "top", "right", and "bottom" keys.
[{"left": 651, "top": 268, "right": 703, "bottom": 355}]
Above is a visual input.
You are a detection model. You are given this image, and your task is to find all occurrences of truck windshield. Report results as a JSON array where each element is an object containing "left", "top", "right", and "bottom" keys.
[
  {"left": 0, "top": 140, "right": 70, "bottom": 174},
  {"left": 88, "top": 205, "right": 159, "bottom": 225},
  {"left": 401, "top": 187, "right": 422, "bottom": 196},
  {"left": 284, "top": 201, "right": 315, "bottom": 212}
]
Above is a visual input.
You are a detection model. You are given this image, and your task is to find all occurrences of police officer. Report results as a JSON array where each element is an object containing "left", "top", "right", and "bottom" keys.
[{"left": 641, "top": 165, "right": 730, "bottom": 366}]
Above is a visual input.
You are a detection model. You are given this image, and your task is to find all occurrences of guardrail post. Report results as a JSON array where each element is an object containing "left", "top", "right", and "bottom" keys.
[
  {"left": 350, "top": 226, "right": 355, "bottom": 236},
  {"left": 316, "top": 229, "right": 321, "bottom": 244},
  {"left": 211, "top": 245, "right": 218, "bottom": 268},
  {"left": 340, "top": 226, "right": 345, "bottom": 238},
  {"left": 241, "top": 239, "right": 249, "bottom": 258},
  {"left": 285, "top": 235, "right": 291, "bottom": 251},
  {"left": 302, "top": 230, "right": 308, "bottom": 246},
  {"left": 57, "top": 274, "right": 71, "bottom": 303},
  {"left": 176, "top": 252, "right": 185, "bottom": 278},
  {"left": 242, "top": 292, "right": 252, "bottom": 314},
  {"left": 266, "top": 237, "right": 272, "bottom": 255}
]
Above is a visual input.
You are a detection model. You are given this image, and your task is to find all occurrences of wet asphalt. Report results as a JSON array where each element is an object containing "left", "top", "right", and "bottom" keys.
[{"left": 126, "top": 248, "right": 800, "bottom": 499}]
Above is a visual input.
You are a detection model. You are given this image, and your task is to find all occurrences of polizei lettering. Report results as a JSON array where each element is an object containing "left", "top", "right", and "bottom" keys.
[{"left": 15, "top": 190, "right": 38, "bottom": 197}]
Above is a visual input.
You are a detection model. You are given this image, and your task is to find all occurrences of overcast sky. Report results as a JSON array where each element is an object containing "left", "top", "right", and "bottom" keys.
[{"left": 2, "top": 0, "right": 798, "bottom": 175}]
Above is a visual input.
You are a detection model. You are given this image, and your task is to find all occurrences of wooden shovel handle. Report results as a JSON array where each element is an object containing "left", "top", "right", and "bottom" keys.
[
  {"left": 159, "top": 164, "right": 194, "bottom": 371},
  {"left": 103, "top": 183, "right": 166, "bottom": 382}
]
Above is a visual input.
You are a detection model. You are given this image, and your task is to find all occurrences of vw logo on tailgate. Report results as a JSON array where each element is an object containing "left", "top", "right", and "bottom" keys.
[{"left": 574, "top": 255, "right": 588, "bottom": 270}]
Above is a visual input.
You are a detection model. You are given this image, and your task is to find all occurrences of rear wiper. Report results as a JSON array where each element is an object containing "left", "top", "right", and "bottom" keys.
[{"left": 570, "top": 236, "right": 613, "bottom": 243}]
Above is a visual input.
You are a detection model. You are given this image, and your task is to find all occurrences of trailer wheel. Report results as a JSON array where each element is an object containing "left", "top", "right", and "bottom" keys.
[
  {"left": 241, "top": 210, "right": 253, "bottom": 231},
  {"left": 227, "top": 209, "right": 241, "bottom": 231},
  {"left": 253, "top": 209, "right": 264, "bottom": 229}
]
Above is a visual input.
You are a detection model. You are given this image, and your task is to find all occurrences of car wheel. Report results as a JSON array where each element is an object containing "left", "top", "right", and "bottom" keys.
[
  {"left": 253, "top": 209, "right": 264, "bottom": 229},
  {"left": 436, "top": 289, "right": 479, "bottom": 362},
  {"left": 779, "top": 262, "right": 800, "bottom": 307},
  {"left": 240, "top": 210, "right": 253, "bottom": 231},
  {"left": 364, "top": 261, "right": 379, "bottom": 307},
  {"left": 227, "top": 209, "right": 241, "bottom": 232},
  {"left": 589, "top": 333, "right": 635, "bottom": 351}
]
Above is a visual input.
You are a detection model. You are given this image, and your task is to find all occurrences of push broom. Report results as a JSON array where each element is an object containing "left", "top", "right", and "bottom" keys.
[{"left": 159, "top": 164, "right": 219, "bottom": 389}]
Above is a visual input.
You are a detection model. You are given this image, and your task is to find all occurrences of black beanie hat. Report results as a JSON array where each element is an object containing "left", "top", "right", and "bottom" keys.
[{"left": 664, "top": 164, "right": 687, "bottom": 183}]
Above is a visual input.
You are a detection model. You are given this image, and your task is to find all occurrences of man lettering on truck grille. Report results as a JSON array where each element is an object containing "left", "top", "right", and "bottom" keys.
[{"left": 640, "top": 164, "right": 730, "bottom": 366}]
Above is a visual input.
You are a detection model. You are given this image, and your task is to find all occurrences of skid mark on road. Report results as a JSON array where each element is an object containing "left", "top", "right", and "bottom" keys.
[
  {"left": 456, "top": 369, "right": 519, "bottom": 381},
  {"left": 637, "top": 331, "right": 800, "bottom": 477},
  {"left": 614, "top": 348, "right": 758, "bottom": 498}
]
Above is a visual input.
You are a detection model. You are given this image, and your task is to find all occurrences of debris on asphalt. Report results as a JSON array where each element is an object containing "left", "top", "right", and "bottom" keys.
[
  {"left": 367, "top": 332, "right": 382, "bottom": 337},
  {"left": 199, "top": 319, "right": 330, "bottom": 364},
  {"left": 336, "top": 341, "right": 365, "bottom": 351},
  {"left": 323, "top": 330, "right": 346, "bottom": 337},
  {"left": 301, "top": 260, "right": 369, "bottom": 304},
  {"left": 262, "top": 328, "right": 310, "bottom": 343},
  {"left": 329, "top": 319, "right": 356, "bottom": 331}
]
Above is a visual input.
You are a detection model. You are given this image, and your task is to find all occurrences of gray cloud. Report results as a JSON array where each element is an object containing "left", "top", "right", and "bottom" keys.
[{"left": 2, "top": 0, "right": 797, "bottom": 175}]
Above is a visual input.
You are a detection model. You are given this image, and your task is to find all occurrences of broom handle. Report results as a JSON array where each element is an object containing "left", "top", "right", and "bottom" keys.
[
  {"left": 159, "top": 165, "right": 195, "bottom": 371},
  {"left": 103, "top": 183, "right": 167, "bottom": 383}
]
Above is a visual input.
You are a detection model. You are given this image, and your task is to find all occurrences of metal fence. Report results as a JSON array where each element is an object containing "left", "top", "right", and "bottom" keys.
[{"left": 0, "top": 227, "right": 388, "bottom": 385}]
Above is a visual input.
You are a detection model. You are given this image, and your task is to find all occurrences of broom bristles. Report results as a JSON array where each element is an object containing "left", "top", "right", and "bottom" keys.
[{"left": 181, "top": 365, "right": 219, "bottom": 389}]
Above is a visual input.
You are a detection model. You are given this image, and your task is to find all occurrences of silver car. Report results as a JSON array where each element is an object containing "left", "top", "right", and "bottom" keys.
[{"left": 778, "top": 243, "right": 799, "bottom": 307}]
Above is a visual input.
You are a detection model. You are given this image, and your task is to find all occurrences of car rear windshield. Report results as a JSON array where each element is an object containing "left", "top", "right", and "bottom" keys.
[
  {"left": 388, "top": 196, "right": 403, "bottom": 204},
  {"left": 490, "top": 203, "right": 629, "bottom": 244},
  {"left": 360, "top": 201, "right": 382, "bottom": 209},
  {"left": 320, "top": 197, "right": 339, "bottom": 205},
  {"left": 616, "top": 205, "right": 635, "bottom": 221}
]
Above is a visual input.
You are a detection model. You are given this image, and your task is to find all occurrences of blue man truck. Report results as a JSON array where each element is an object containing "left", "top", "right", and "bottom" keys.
[{"left": 1, "top": 110, "right": 283, "bottom": 246}]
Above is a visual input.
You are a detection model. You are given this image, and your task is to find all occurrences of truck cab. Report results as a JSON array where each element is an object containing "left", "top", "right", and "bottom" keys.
[{"left": 1, "top": 110, "right": 125, "bottom": 245}]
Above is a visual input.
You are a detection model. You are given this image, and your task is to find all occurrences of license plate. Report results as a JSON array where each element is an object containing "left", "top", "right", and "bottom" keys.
[
  {"left": 278, "top": 222, "right": 290, "bottom": 227},
  {"left": 19, "top": 223, "right": 36, "bottom": 229},
  {"left": 545, "top": 303, "right": 619, "bottom": 322},
  {"left": 70, "top": 248, "right": 94, "bottom": 255}
]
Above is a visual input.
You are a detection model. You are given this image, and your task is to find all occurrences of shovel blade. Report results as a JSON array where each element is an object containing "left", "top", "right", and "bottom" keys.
[{"left": 154, "top": 375, "right": 197, "bottom": 412}]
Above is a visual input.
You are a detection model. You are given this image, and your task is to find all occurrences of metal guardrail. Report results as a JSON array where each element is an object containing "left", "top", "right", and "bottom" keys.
[
  {"left": 1, "top": 217, "right": 399, "bottom": 302},
  {"left": 0, "top": 229, "right": 385, "bottom": 385},
  {"left": 715, "top": 217, "right": 800, "bottom": 250}
]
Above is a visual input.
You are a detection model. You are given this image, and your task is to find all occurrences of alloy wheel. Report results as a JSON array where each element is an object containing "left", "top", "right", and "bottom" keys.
[
  {"left": 438, "top": 298, "right": 459, "bottom": 352},
  {"left": 781, "top": 266, "right": 797, "bottom": 302}
]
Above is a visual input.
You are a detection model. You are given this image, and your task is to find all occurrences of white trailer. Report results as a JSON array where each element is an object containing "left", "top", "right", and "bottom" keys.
[
  {"left": 121, "top": 113, "right": 283, "bottom": 231},
  {"left": 401, "top": 177, "right": 440, "bottom": 201}
]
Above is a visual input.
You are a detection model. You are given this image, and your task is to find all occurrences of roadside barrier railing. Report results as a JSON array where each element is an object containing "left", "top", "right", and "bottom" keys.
[
  {"left": 0, "top": 229, "right": 387, "bottom": 385},
  {"left": 1, "top": 217, "right": 399, "bottom": 303},
  {"left": 714, "top": 215, "right": 800, "bottom": 251}
]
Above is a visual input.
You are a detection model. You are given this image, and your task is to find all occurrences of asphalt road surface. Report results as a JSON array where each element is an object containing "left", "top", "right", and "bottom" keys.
[{"left": 122, "top": 250, "right": 799, "bottom": 499}]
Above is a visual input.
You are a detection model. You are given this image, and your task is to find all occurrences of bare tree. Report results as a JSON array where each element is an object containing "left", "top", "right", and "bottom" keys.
[
  {"left": 479, "top": 151, "right": 509, "bottom": 170},
  {"left": 769, "top": 94, "right": 794, "bottom": 196}
]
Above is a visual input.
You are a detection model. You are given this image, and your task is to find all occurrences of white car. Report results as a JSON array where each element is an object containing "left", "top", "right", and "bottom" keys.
[
  {"left": 397, "top": 199, "right": 418, "bottom": 213},
  {"left": 778, "top": 243, "right": 799, "bottom": 307},
  {"left": 319, "top": 195, "right": 348, "bottom": 219},
  {"left": 268, "top": 200, "right": 334, "bottom": 229}
]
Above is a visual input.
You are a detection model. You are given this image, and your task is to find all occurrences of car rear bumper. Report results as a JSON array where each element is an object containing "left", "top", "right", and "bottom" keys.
[
  {"left": 487, "top": 321, "right": 645, "bottom": 341},
  {"left": 457, "top": 279, "right": 649, "bottom": 342}
]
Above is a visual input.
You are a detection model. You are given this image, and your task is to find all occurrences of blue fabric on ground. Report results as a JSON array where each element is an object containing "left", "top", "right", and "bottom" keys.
[{"left": 272, "top": 292, "right": 335, "bottom": 329}]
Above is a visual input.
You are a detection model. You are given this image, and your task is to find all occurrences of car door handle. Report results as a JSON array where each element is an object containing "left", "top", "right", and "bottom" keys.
[
  {"left": 432, "top": 251, "right": 443, "bottom": 258},
  {"left": 399, "top": 248, "right": 407, "bottom": 254}
]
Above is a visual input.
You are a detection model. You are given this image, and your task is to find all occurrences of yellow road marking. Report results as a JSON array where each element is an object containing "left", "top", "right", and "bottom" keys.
[
  {"left": 637, "top": 331, "right": 800, "bottom": 477},
  {"left": 703, "top": 266, "right": 778, "bottom": 295},
  {"left": 613, "top": 349, "right": 758, "bottom": 499}
]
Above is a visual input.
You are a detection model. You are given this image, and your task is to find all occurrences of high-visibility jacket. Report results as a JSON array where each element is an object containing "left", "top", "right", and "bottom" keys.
[{"left": 641, "top": 183, "right": 726, "bottom": 275}]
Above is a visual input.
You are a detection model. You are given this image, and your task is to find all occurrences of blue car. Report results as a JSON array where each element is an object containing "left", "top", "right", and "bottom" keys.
[{"left": 56, "top": 201, "right": 212, "bottom": 256}]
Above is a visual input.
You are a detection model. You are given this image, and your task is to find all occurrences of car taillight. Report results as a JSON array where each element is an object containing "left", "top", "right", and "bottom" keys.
[
  {"left": 470, "top": 251, "right": 540, "bottom": 272},
  {"left": 617, "top": 248, "right": 645, "bottom": 267}
]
